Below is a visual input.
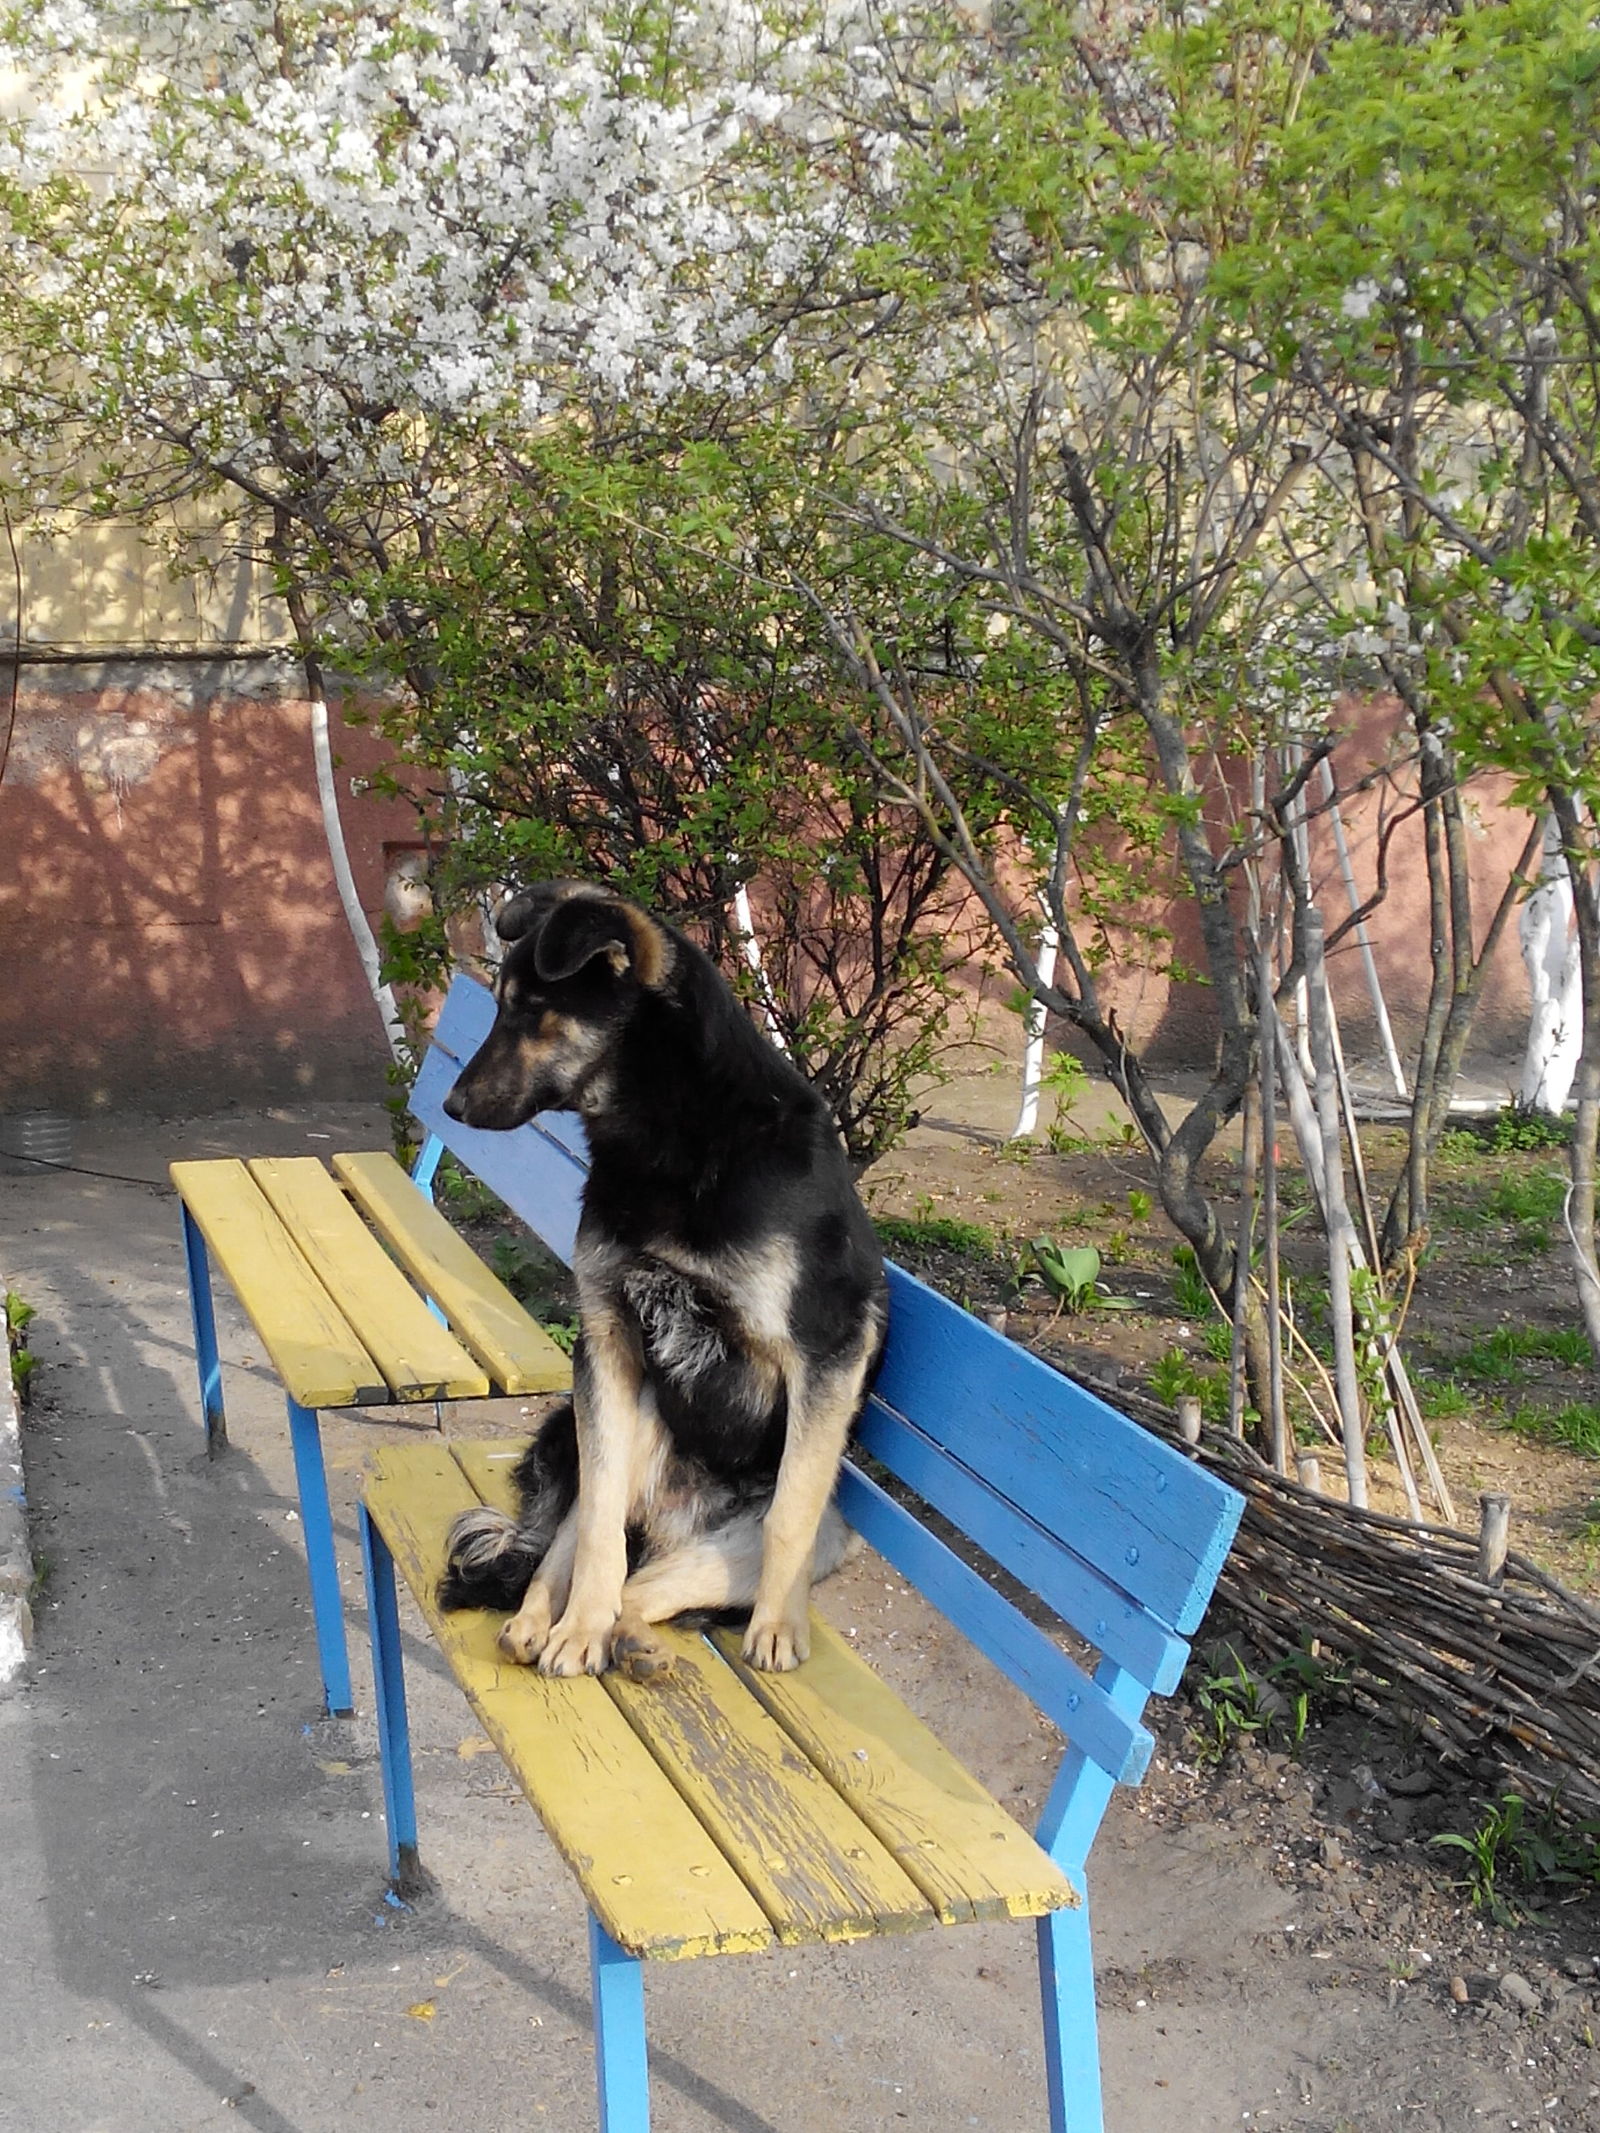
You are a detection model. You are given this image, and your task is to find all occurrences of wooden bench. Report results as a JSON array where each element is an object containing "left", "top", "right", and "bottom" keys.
[
  {"left": 346, "top": 973, "right": 1246, "bottom": 2133},
  {"left": 170, "top": 1097, "right": 575, "bottom": 1712}
]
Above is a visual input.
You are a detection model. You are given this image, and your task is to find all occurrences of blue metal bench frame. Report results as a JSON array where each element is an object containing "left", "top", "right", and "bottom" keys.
[{"left": 187, "top": 971, "right": 1244, "bottom": 2130}]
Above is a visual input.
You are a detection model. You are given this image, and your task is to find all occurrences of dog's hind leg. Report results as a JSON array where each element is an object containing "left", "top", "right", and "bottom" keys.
[{"left": 612, "top": 1500, "right": 857, "bottom": 1683}]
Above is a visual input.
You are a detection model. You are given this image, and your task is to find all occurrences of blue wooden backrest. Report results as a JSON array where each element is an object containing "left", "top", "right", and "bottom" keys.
[{"left": 412, "top": 973, "right": 1244, "bottom": 1789}]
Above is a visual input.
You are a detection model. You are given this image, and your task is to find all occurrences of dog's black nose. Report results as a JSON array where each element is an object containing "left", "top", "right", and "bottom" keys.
[{"left": 442, "top": 1081, "right": 468, "bottom": 1123}]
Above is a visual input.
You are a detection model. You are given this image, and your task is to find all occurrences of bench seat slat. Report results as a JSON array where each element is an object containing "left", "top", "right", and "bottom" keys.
[
  {"left": 247, "top": 1158, "right": 490, "bottom": 1402},
  {"left": 856, "top": 1402, "right": 1190, "bottom": 1696},
  {"left": 170, "top": 1159, "right": 388, "bottom": 1409},
  {"left": 836, "top": 1462, "right": 1154, "bottom": 1786},
  {"left": 332, "top": 1152, "right": 573, "bottom": 1396},
  {"left": 364, "top": 1441, "right": 775, "bottom": 1961},
  {"left": 603, "top": 1632, "right": 935, "bottom": 1947},
  {"left": 875, "top": 1267, "right": 1244, "bottom": 1635},
  {"left": 714, "top": 1619, "right": 1078, "bottom": 1927}
]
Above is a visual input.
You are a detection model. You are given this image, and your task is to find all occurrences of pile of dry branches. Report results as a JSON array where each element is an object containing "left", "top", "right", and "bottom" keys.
[{"left": 1129, "top": 1390, "right": 1600, "bottom": 1824}]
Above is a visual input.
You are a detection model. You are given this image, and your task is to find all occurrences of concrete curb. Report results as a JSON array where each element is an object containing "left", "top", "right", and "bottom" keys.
[{"left": 1, "top": 1280, "right": 34, "bottom": 1684}]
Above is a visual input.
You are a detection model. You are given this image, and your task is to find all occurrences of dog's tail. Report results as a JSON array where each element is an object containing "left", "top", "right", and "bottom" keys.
[
  {"left": 437, "top": 1400, "right": 579, "bottom": 1612},
  {"left": 436, "top": 1505, "right": 543, "bottom": 1612}
]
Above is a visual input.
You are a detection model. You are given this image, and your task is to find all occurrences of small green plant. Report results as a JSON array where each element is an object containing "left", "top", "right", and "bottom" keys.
[
  {"left": 1126, "top": 1188, "right": 1153, "bottom": 1223},
  {"left": 1416, "top": 1375, "right": 1474, "bottom": 1421},
  {"left": 1505, "top": 1399, "right": 1600, "bottom": 1459},
  {"left": 1431, "top": 1794, "right": 1600, "bottom": 1926},
  {"left": 1170, "top": 1244, "right": 1215, "bottom": 1322},
  {"left": 1187, "top": 1642, "right": 1340, "bottom": 1765},
  {"left": 435, "top": 1158, "right": 504, "bottom": 1225},
  {"left": 1200, "top": 1319, "right": 1234, "bottom": 1364},
  {"left": 1019, "top": 1238, "right": 1135, "bottom": 1313},
  {"left": 539, "top": 1315, "right": 581, "bottom": 1356},
  {"left": 5, "top": 1290, "right": 37, "bottom": 1406},
  {"left": 875, "top": 1214, "right": 997, "bottom": 1260},
  {"left": 1455, "top": 1323, "right": 1592, "bottom": 1382},
  {"left": 1440, "top": 1109, "right": 1571, "bottom": 1156},
  {"left": 1484, "top": 1168, "right": 1567, "bottom": 1230},
  {"left": 1148, "top": 1346, "right": 1229, "bottom": 1422}
]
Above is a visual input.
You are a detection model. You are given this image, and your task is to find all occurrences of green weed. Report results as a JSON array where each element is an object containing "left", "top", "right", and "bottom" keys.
[
  {"left": 434, "top": 1157, "right": 504, "bottom": 1225},
  {"left": 1149, "top": 1346, "right": 1229, "bottom": 1422},
  {"left": 5, "top": 1290, "right": 36, "bottom": 1405},
  {"left": 1505, "top": 1400, "right": 1600, "bottom": 1459},
  {"left": 1455, "top": 1324, "right": 1592, "bottom": 1382},
  {"left": 875, "top": 1214, "right": 997, "bottom": 1260},
  {"left": 1171, "top": 1244, "right": 1215, "bottom": 1322},
  {"left": 1415, "top": 1375, "right": 1474, "bottom": 1421},
  {"left": 1187, "top": 1641, "right": 1346, "bottom": 1765},
  {"left": 1431, "top": 1794, "right": 1600, "bottom": 1926}
]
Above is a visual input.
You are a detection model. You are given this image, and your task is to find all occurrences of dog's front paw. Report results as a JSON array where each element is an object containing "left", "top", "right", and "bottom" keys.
[
  {"left": 742, "top": 1614, "right": 809, "bottom": 1672},
  {"left": 538, "top": 1611, "right": 619, "bottom": 1677},
  {"left": 497, "top": 1586, "right": 554, "bottom": 1666}
]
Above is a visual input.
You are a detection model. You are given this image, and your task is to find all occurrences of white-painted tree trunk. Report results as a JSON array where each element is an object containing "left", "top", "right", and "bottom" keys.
[
  {"left": 1011, "top": 908, "right": 1060, "bottom": 1139},
  {"left": 1519, "top": 813, "right": 1582, "bottom": 1114},
  {"left": 731, "top": 882, "right": 789, "bottom": 1051},
  {"left": 310, "top": 694, "right": 407, "bottom": 1062}
]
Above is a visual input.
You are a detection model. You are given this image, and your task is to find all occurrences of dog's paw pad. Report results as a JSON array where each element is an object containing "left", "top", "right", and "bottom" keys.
[{"left": 612, "top": 1630, "right": 674, "bottom": 1684}]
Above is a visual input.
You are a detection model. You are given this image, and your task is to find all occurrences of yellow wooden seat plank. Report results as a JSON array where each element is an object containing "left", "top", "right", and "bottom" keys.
[
  {"left": 603, "top": 1632, "right": 934, "bottom": 1946},
  {"left": 170, "top": 1159, "right": 386, "bottom": 1409},
  {"left": 333, "top": 1152, "right": 573, "bottom": 1395},
  {"left": 248, "top": 1158, "right": 490, "bottom": 1403},
  {"left": 364, "top": 1441, "right": 773, "bottom": 1961},
  {"left": 714, "top": 1620, "right": 1078, "bottom": 1926},
  {"left": 450, "top": 1438, "right": 529, "bottom": 1517}
]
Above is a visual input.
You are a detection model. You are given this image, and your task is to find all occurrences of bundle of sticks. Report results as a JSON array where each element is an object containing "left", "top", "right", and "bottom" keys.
[{"left": 1130, "top": 1387, "right": 1600, "bottom": 1824}]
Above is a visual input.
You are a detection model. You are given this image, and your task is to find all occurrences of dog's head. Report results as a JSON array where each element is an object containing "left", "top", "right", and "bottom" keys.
[{"left": 442, "top": 882, "right": 674, "bottom": 1131}]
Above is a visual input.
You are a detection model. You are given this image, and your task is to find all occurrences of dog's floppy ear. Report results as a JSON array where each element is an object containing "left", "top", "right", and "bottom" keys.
[
  {"left": 494, "top": 890, "right": 542, "bottom": 944},
  {"left": 533, "top": 894, "right": 670, "bottom": 987},
  {"left": 494, "top": 882, "right": 584, "bottom": 945}
]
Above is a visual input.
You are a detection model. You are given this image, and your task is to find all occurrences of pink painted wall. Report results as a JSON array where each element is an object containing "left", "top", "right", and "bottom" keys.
[{"left": 0, "top": 661, "right": 417, "bottom": 1111}]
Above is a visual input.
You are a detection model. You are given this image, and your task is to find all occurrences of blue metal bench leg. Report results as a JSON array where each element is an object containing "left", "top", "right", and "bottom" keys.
[
  {"left": 1035, "top": 1664, "right": 1146, "bottom": 2133},
  {"left": 588, "top": 1914, "right": 650, "bottom": 2132},
  {"left": 180, "top": 1207, "right": 227, "bottom": 1458},
  {"left": 359, "top": 1506, "right": 424, "bottom": 1895},
  {"left": 285, "top": 1397, "right": 355, "bottom": 1717},
  {"left": 1038, "top": 1892, "right": 1105, "bottom": 2133}
]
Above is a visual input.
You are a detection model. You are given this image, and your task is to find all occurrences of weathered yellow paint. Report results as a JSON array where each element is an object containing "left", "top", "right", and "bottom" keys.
[
  {"left": 248, "top": 1157, "right": 490, "bottom": 1402},
  {"left": 170, "top": 1158, "right": 387, "bottom": 1408},
  {"left": 604, "top": 1633, "right": 934, "bottom": 1946},
  {"left": 333, "top": 1152, "right": 573, "bottom": 1395},
  {"left": 716, "top": 1620, "right": 1079, "bottom": 1925},
  {"left": 448, "top": 1438, "right": 529, "bottom": 1517},
  {"left": 364, "top": 1441, "right": 774, "bottom": 1961}
]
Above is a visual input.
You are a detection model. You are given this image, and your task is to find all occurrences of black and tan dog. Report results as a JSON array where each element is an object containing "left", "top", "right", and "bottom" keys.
[{"left": 437, "top": 881, "right": 887, "bottom": 1680}]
